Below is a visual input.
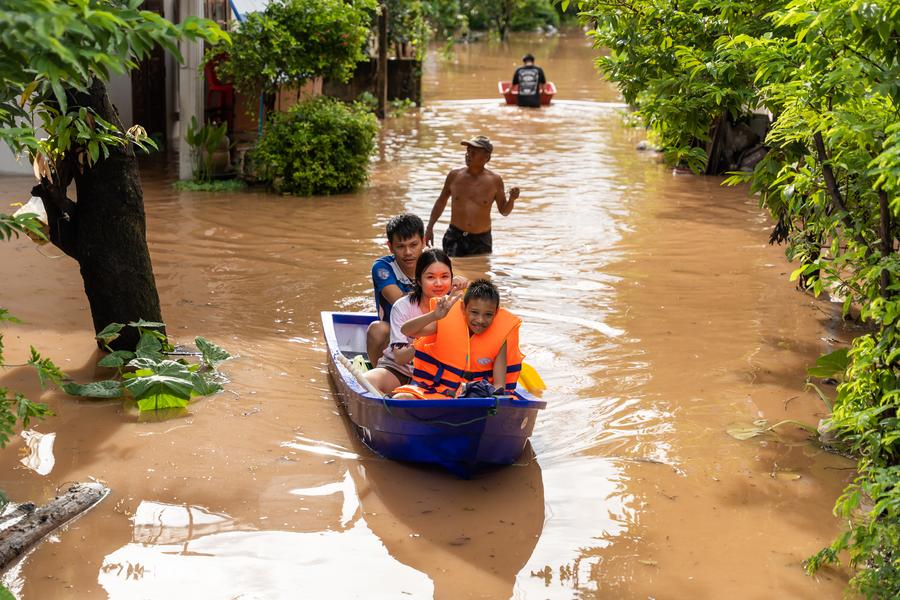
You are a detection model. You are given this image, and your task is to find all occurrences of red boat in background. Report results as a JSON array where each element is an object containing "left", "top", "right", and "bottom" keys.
[{"left": 498, "top": 81, "right": 557, "bottom": 106}]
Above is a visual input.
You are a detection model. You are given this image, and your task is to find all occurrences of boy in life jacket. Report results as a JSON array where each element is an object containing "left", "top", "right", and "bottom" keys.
[{"left": 391, "top": 279, "right": 524, "bottom": 399}]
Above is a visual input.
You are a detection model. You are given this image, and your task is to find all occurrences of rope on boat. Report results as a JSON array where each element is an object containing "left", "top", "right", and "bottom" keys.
[
  {"left": 379, "top": 395, "right": 499, "bottom": 427},
  {"left": 387, "top": 407, "right": 498, "bottom": 428}
]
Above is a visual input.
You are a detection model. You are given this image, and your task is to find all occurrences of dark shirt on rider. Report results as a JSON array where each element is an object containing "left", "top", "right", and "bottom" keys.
[{"left": 512, "top": 65, "right": 546, "bottom": 107}]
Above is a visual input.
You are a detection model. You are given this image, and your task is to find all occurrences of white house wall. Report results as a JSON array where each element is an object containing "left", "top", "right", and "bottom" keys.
[
  {"left": 107, "top": 73, "right": 133, "bottom": 129},
  {"left": 0, "top": 145, "right": 31, "bottom": 176}
]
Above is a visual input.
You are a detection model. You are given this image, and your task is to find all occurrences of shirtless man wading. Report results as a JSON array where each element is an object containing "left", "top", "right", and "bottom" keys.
[{"left": 425, "top": 135, "right": 520, "bottom": 257}]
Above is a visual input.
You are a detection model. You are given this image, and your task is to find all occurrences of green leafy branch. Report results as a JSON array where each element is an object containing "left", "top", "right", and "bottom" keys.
[
  {"left": 0, "top": 212, "right": 48, "bottom": 242},
  {"left": 0, "top": 310, "right": 56, "bottom": 450}
]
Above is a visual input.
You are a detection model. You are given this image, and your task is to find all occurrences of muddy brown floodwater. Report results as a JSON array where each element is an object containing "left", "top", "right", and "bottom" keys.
[{"left": 0, "top": 30, "right": 856, "bottom": 599}]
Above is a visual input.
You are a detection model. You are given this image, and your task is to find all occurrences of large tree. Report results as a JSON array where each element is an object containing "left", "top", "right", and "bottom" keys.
[{"left": 0, "top": 0, "right": 227, "bottom": 349}]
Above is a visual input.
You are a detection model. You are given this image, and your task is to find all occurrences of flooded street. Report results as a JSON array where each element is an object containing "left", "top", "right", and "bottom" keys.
[{"left": 0, "top": 30, "right": 854, "bottom": 598}]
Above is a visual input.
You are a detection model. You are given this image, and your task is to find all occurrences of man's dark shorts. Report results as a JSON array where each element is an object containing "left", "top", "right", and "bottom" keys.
[{"left": 442, "top": 224, "right": 492, "bottom": 257}]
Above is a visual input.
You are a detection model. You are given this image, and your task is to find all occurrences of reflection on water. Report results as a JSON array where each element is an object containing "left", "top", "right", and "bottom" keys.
[
  {"left": 18, "top": 430, "right": 56, "bottom": 476},
  {"left": 515, "top": 457, "right": 631, "bottom": 596},
  {"left": 346, "top": 448, "right": 545, "bottom": 600},
  {"left": 0, "top": 28, "right": 855, "bottom": 599},
  {"left": 99, "top": 498, "right": 433, "bottom": 598}
]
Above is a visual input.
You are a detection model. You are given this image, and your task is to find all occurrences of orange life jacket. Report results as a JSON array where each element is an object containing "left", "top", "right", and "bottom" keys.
[{"left": 393, "top": 299, "right": 524, "bottom": 399}]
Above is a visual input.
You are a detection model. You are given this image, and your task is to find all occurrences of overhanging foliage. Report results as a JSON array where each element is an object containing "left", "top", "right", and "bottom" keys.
[{"left": 575, "top": 0, "right": 900, "bottom": 595}]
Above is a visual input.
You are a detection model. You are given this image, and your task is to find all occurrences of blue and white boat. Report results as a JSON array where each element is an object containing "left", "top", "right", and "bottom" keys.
[{"left": 322, "top": 311, "right": 546, "bottom": 477}]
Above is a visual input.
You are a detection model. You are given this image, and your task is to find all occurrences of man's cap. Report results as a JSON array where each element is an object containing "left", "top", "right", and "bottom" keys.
[
  {"left": 461, "top": 135, "right": 493, "bottom": 153},
  {"left": 522, "top": 53, "right": 535, "bottom": 62}
]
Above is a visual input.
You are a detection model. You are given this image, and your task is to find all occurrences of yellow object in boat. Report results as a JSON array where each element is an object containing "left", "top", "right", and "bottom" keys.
[
  {"left": 519, "top": 362, "right": 546, "bottom": 395},
  {"left": 351, "top": 354, "right": 370, "bottom": 373}
]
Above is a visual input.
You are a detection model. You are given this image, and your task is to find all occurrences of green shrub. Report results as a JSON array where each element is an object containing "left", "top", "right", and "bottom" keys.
[
  {"left": 579, "top": 0, "right": 900, "bottom": 594},
  {"left": 252, "top": 96, "right": 378, "bottom": 196},
  {"left": 510, "top": 0, "right": 560, "bottom": 32}
]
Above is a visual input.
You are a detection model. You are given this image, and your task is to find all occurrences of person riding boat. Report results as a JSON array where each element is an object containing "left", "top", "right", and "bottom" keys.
[
  {"left": 367, "top": 214, "right": 467, "bottom": 366},
  {"left": 364, "top": 249, "right": 455, "bottom": 394},
  {"left": 391, "top": 279, "right": 524, "bottom": 399},
  {"left": 511, "top": 53, "right": 546, "bottom": 108}
]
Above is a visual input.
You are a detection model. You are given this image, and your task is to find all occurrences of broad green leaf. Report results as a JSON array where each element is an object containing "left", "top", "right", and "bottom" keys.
[
  {"left": 95, "top": 323, "right": 125, "bottom": 345},
  {"left": 1, "top": 582, "right": 16, "bottom": 600},
  {"left": 807, "top": 348, "right": 850, "bottom": 379},
  {"left": 190, "top": 372, "right": 223, "bottom": 397},
  {"left": 195, "top": 336, "right": 231, "bottom": 367},
  {"left": 128, "top": 319, "right": 165, "bottom": 328},
  {"left": 135, "top": 392, "right": 191, "bottom": 412},
  {"left": 123, "top": 359, "right": 194, "bottom": 412},
  {"left": 135, "top": 331, "right": 163, "bottom": 360},
  {"left": 0, "top": 308, "right": 22, "bottom": 324},
  {"left": 97, "top": 350, "right": 135, "bottom": 368},
  {"left": 62, "top": 380, "right": 123, "bottom": 398},
  {"left": 726, "top": 423, "right": 766, "bottom": 440},
  {"left": 727, "top": 418, "right": 816, "bottom": 441}
]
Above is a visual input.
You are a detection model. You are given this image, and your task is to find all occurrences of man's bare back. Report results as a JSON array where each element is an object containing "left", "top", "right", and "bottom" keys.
[{"left": 425, "top": 136, "right": 520, "bottom": 256}]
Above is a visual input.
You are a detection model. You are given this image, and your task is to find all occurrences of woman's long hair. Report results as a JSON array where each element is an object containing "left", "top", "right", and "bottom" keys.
[{"left": 411, "top": 249, "right": 453, "bottom": 304}]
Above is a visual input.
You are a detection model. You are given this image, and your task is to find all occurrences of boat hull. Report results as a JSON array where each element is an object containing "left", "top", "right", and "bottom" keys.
[
  {"left": 498, "top": 81, "right": 556, "bottom": 106},
  {"left": 322, "top": 311, "right": 546, "bottom": 476}
]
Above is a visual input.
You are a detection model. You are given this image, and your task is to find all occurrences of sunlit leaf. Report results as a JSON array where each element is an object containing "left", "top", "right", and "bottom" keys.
[
  {"left": 123, "top": 359, "right": 193, "bottom": 412},
  {"left": 135, "top": 391, "right": 191, "bottom": 412}
]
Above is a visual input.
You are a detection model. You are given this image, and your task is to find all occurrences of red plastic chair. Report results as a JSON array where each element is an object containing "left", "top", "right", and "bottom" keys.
[{"left": 204, "top": 55, "right": 234, "bottom": 132}]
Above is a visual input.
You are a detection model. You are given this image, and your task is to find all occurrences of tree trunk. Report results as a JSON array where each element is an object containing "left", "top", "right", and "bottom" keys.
[
  {"left": 0, "top": 482, "right": 108, "bottom": 571},
  {"left": 71, "top": 79, "right": 164, "bottom": 350},
  {"left": 705, "top": 112, "right": 728, "bottom": 175},
  {"left": 879, "top": 189, "right": 892, "bottom": 296}
]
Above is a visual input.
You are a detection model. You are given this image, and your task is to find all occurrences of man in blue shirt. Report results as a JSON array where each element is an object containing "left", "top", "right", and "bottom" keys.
[
  {"left": 368, "top": 214, "right": 467, "bottom": 365},
  {"left": 367, "top": 214, "right": 424, "bottom": 365}
]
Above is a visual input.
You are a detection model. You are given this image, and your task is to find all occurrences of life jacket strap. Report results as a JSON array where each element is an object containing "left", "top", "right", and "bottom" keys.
[{"left": 412, "top": 368, "right": 462, "bottom": 394}]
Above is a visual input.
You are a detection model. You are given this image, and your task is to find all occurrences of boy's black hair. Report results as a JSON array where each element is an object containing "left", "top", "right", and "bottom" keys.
[
  {"left": 386, "top": 214, "right": 424, "bottom": 244},
  {"left": 463, "top": 278, "right": 500, "bottom": 308},
  {"left": 522, "top": 53, "right": 535, "bottom": 63},
  {"left": 411, "top": 249, "right": 453, "bottom": 304}
]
